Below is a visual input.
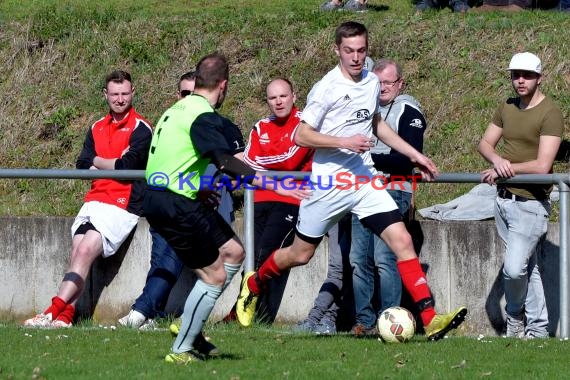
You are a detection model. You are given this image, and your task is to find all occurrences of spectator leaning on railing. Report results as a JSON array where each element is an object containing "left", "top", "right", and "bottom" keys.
[{"left": 478, "top": 52, "right": 563, "bottom": 339}]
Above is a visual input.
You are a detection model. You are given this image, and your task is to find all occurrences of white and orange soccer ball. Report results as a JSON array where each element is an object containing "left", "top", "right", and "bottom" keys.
[{"left": 377, "top": 306, "right": 416, "bottom": 343}]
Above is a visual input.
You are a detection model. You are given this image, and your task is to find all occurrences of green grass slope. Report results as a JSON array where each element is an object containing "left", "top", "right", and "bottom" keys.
[{"left": 0, "top": 0, "right": 569, "bottom": 215}]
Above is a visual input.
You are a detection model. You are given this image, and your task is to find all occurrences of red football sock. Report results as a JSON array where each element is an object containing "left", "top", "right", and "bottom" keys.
[
  {"left": 397, "top": 258, "right": 436, "bottom": 326},
  {"left": 55, "top": 304, "right": 75, "bottom": 324},
  {"left": 42, "top": 296, "right": 67, "bottom": 319},
  {"left": 247, "top": 251, "right": 283, "bottom": 295}
]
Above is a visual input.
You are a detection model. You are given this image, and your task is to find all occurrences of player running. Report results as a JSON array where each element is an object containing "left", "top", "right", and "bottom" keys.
[{"left": 236, "top": 21, "right": 467, "bottom": 340}]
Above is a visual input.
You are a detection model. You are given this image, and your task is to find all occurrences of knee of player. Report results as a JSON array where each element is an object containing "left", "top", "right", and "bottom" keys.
[
  {"left": 502, "top": 262, "right": 526, "bottom": 280},
  {"left": 297, "top": 249, "right": 315, "bottom": 265},
  {"left": 208, "top": 267, "right": 227, "bottom": 287},
  {"left": 71, "top": 243, "right": 99, "bottom": 262},
  {"left": 219, "top": 238, "right": 246, "bottom": 264},
  {"left": 234, "top": 247, "right": 246, "bottom": 262},
  {"left": 387, "top": 233, "right": 415, "bottom": 258}
]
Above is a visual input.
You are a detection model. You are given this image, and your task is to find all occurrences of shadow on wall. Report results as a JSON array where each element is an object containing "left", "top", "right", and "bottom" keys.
[
  {"left": 75, "top": 228, "right": 136, "bottom": 321},
  {"left": 484, "top": 238, "right": 560, "bottom": 336}
]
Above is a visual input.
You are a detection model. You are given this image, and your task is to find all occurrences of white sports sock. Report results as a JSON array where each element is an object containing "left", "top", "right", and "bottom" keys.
[
  {"left": 223, "top": 262, "right": 241, "bottom": 291},
  {"left": 172, "top": 280, "right": 222, "bottom": 353}
]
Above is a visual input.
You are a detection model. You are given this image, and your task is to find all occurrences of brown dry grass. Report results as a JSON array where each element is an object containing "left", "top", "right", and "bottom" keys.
[{"left": 0, "top": 0, "right": 569, "bottom": 215}]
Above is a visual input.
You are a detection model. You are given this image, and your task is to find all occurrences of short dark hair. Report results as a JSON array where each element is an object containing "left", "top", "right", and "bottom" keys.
[
  {"left": 105, "top": 70, "right": 132, "bottom": 89},
  {"left": 178, "top": 70, "right": 196, "bottom": 90},
  {"left": 335, "top": 21, "right": 368, "bottom": 47},
  {"left": 195, "top": 53, "right": 229, "bottom": 90},
  {"left": 373, "top": 58, "right": 403, "bottom": 78}
]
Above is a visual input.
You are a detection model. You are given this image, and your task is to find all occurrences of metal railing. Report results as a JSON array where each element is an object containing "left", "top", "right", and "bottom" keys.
[{"left": 1, "top": 169, "right": 569, "bottom": 337}]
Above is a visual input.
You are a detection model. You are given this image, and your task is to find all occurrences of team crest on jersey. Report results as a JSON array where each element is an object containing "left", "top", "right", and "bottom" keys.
[
  {"left": 260, "top": 132, "right": 270, "bottom": 144},
  {"left": 350, "top": 109, "right": 370, "bottom": 121},
  {"left": 409, "top": 119, "right": 423, "bottom": 129}
]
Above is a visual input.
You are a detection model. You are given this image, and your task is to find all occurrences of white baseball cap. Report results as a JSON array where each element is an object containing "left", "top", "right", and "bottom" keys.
[{"left": 507, "top": 52, "right": 542, "bottom": 74}]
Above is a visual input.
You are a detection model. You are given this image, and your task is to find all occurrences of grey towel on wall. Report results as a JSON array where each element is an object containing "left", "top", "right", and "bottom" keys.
[
  {"left": 419, "top": 184, "right": 497, "bottom": 221},
  {"left": 419, "top": 183, "right": 559, "bottom": 221}
]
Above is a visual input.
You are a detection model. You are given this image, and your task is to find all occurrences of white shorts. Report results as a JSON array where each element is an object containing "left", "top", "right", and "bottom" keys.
[
  {"left": 297, "top": 181, "right": 397, "bottom": 238},
  {"left": 71, "top": 201, "right": 140, "bottom": 258}
]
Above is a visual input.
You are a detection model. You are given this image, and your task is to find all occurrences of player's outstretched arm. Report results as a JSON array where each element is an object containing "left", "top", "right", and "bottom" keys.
[
  {"left": 374, "top": 116, "right": 438, "bottom": 180},
  {"left": 210, "top": 150, "right": 311, "bottom": 201},
  {"left": 295, "top": 122, "right": 373, "bottom": 153}
]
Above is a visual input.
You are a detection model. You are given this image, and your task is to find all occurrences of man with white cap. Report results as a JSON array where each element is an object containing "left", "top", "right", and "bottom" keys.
[{"left": 478, "top": 52, "right": 564, "bottom": 339}]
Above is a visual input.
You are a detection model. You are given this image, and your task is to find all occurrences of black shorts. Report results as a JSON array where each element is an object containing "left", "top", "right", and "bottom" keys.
[
  {"left": 143, "top": 189, "right": 235, "bottom": 269},
  {"left": 253, "top": 201, "right": 299, "bottom": 269}
]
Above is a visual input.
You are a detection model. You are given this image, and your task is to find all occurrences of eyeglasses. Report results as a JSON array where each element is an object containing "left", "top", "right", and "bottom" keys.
[
  {"left": 511, "top": 71, "right": 539, "bottom": 80},
  {"left": 380, "top": 78, "right": 401, "bottom": 87},
  {"left": 180, "top": 90, "right": 192, "bottom": 98}
]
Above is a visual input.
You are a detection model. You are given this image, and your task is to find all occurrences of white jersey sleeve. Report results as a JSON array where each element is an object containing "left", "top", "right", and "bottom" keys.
[{"left": 301, "top": 66, "right": 381, "bottom": 186}]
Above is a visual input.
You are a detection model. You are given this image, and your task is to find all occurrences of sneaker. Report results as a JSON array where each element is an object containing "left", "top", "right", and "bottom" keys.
[
  {"left": 169, "top": 318, "right": 182, "bottom": 337},
  {"left": 292, "top": 319, "right": 318, "bottom": 333},
  {"left": 350, "top": 323, "right": 378, "bottom": 337},
  {"left": 24, "top": 313, "right": 53, "bottom": 328},
  {"left": 164, "top": 351, "right": 204, "bottom": 365},
  {"left": 118, "top": 309, "right": 147, "bottom": 329},
  {"left": 194, "top": 332, "right": 221, "bottom": 357},
  {"left": 138, "top": 318, "right": 157, "bottom": 331},
  {"left": 505, "top": 315, "right": 524, "bottom": 338},
  {"left": 450, "top": 0, "right": 469, "bottom": 13},
  {"left": 524, "top": 331, "right": 548, "bottom": 340},
  {"left": 314, "top": 318, "right": 337, "bottom": 335},
  {"left": 424, "top": 306, "right": 467, "bottom": 341},
  {"left": 320, "top": 0, "right": 342, "bottom": 11},
  {"left": 236, "top": 272, "right": 258, "bottom": 327},
  {"left": 51, "top": 319, "right": 72, "bottom": 328},
  {"left": 343, "top": 0, "right": 367, "bottom": 11}
]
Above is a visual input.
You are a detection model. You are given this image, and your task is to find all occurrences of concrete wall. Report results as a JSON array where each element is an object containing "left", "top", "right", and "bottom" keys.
[{"left": 0, "top": 217, "right": 562, "bottom": 336}]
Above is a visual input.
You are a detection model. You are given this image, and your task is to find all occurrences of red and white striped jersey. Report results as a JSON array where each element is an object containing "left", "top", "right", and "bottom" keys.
[{"left": 244, "top": 106, "right": 313, "bottom": 205}]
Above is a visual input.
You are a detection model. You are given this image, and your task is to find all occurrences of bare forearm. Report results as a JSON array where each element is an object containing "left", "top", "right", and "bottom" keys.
[
  {"left": 511, "top": 161, "right": 553, "bottom": 174},
  {"left": 295, "top": 123, "right": 345, "bottom": 149},
  {"left": 93, "top": 156, "right": 118, "bottom": 170},
  {"left": 376, "top": 121, "right": 420, "bottom": 162},
  {"left": 477, "top": 140, "right": 501, "bottom": 166}
]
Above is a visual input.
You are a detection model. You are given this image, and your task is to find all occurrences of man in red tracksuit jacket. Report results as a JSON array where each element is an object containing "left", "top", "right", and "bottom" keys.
[
  {"left": 24, "top": 70, "right": 153, "bottom": 329},
  {"left": 238, "top": 78, "right": 314, "bottom": 323}
]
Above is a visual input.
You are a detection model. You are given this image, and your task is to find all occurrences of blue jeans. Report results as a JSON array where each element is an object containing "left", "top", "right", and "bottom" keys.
[
  {"left": 495, "top": 196, "right": 550, "bottom": 336},
  {"left": 350, "top": 190, "right": 411, "bottom": 328},
  {"left": 133, "top": 228, "right": 184, "bottom": 318},
  {"left": 133, "top": 165, "right": 234, "bottom": 319},
  {"left": 305, "top": 215, "right": 352, "bottom": 325}
]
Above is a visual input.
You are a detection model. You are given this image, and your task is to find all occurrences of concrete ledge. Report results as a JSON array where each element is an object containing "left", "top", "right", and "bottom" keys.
[{"left": 0, "top": 217, "right": 561, "bottom": 336}]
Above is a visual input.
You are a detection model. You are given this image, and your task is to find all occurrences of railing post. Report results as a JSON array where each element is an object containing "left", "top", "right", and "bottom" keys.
[
  {"left": 559, "top": 180, "right": 570, "bottom": 338},
  {"left": 244, "top": 188, "right": 255, "bottom": 272}
]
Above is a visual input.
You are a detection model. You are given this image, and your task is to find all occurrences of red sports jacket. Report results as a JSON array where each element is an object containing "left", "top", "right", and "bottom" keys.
[
  {"left": 243, "top": 107, "right": 313, "bottom": 205},
  {"left": 76, "top": 107, "right": 152, "bottom": 215}
]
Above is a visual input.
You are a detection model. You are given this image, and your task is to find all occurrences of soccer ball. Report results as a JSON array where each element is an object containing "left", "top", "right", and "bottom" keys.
[{"left": 377, "top": 306, "right": 416, "bottom": 343}]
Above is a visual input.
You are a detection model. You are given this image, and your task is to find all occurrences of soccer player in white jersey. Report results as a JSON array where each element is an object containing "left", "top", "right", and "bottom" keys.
[{"left": 237, "top": 21, "right": 467, "bottom": 340}]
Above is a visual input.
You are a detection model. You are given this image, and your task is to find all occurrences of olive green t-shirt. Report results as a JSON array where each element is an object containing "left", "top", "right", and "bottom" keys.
[{"left": 492, "top": 96, "right": 564, "bottom": 199}]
